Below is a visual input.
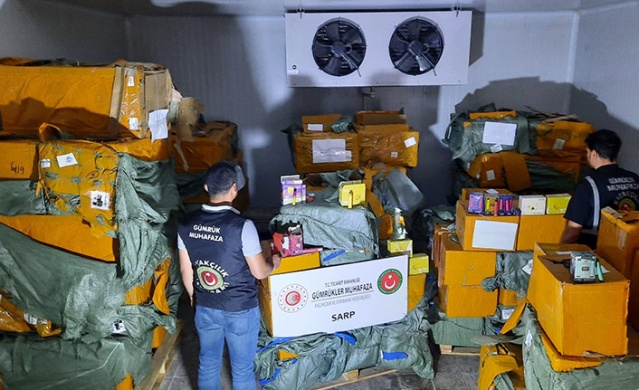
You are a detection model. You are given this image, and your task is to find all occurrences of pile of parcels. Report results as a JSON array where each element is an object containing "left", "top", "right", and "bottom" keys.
[
  {"left": 445, "top": 104, "right": 595, "bottom": 194},
  {"left": 0, "top": 58, "right": 244, "bottom": 389},
  {"left": 432, "top": 187, "right": 639, "bottom": 389},
  {"left": 253, "top": 111, "right": 436, "bottom": 389}
]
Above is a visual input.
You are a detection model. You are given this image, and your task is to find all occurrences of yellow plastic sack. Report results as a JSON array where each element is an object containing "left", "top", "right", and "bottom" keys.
[
  {"left": 0, "top": 61, "right": 173, "bottom": 139},
  {"left": 38, "top": 140, "right": 119, "bottom": 236}
]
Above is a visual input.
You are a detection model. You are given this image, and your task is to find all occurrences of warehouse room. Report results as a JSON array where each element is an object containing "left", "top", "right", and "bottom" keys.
[{"left": 1, "top": 0, "right": 639, "bottom": 389}]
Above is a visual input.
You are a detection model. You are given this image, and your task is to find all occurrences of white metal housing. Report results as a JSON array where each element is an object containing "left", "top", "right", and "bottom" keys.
[{"left": 285, "top": 10, "right": 472, "bottom": 87}]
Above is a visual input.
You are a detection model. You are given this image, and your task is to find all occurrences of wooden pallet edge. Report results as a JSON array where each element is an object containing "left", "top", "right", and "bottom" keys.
[
  {"left": 137, "top": 320, "right": 185, "bottom": 390},
  {"left": 439, "top": 344, "right": 481, "bottom": 356},
  {"left": 311, "top": 367, "right": 397, "bottom": 390}
]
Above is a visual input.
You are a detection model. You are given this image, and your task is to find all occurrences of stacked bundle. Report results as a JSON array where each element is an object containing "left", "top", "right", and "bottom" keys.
[
  {"left": 445, "top": 106, "right": 594, "bottom": 194},
  {"left": 0, "top": 59, "right": 184, "bottom": 389}
]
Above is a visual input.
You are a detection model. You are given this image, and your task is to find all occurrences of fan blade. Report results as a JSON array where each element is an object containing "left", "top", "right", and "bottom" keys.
[
  {"left": 326, "top": 21, "right": 341, "bottom": 43},
  {"left": 394, "top": 51, "right": 416, "bottom": 72},
  {"left": 421, "top": 52, "right": 439, "bottom": 75},
  {"left": 342, "top": 52, "right": 362, "bottom": 70},
  {"left": 323, "top": 56, "right": 343, "bottom": 75},
  {"left": 389, "top": 37, "right": 409, "bottom": 53},
  {"left": 415, "top": 52, "right": 432, "bottom": 72},
  {"left": 408, "top": 19, "right": 422, "bottom": 41},
  {"left": 312, "top": 42, "right": 334, "bottom": 58},
  {"left": 422, "top": 30, "right": 444, "bottom": 48},
  {"left": 342, "top": 27, "right": 364, "bottom": 45}
]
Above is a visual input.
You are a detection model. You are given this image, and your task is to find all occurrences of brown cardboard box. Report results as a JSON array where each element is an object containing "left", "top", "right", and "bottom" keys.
[
  {"left": 358, "top": 130, "right": 419, "bottom": 167},
  {"left": 478, "top": 343, "right": 525, "bottom": 390},
  {"left": 627, "top": 250, "right": 639, "bottom": 331},
  {"left": 437, "top": 234, "right": 496, "bottom": 286},
  {"left": 497, "top": 289, "right": 521, "bottom": 307},
  {"left": 302, "top": 114, "right": 342, "bottom": 133},
  {"left": 596, "top": 208, "right": 639, "bottom": 278},
  {"left": 516, "top": 214, "right": 566, "bottom": 250},
  {"left": 528, "top": 243, "right": 629, "bottom": 357},
  {"left": 0, "top": 139, "right": 39, "bottom": 180},
  {"left": 293, "top": 131, "right": 360, "bottom": 174},
  {"left": 172, "top": 122, "right": 236, "bottom": 173},
  {"left": 408, "top": 273, "right": 427, "bottom": 311},
  {"left": 439, "top": 284, "right": 497, "bottom": 317},
  {"left": 455, "top": 200, "right": 519, "bottom": 251}
]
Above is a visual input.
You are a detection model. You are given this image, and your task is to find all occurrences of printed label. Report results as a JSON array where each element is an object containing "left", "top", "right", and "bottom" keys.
[
  {"left": 56, "top": 153, "right": 78, "bottom": 168},
  {"left": 89, "top": 191, "right": 111, "bottom": 210},
  {"left": 553, "top": 138, "right": 566, "bottom": 150},
  {"left": 486, "top": 170, "right": 496, "bottom": 181},
  {"left": 404, "top": 137, "right": 417, "bottom": 148}
]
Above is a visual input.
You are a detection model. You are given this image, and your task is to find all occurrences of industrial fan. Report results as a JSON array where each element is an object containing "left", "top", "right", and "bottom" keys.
[
  {"left": 311, "top": 18, "right": 367, "bottom": 77},
  {"left": 389, "top": 17, "right": 444, "bottom": 76}
]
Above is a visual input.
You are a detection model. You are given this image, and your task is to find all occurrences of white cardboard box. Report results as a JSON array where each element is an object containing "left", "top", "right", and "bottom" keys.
[{"left": 519, "top": 195, "right": 547, "bottom": 215}]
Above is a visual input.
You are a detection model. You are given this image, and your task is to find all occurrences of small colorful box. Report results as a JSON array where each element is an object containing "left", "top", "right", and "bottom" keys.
[
  {"left": 338, "top": 180, "right": 366, "bottom": 208},
  {"left": 409, "top": 253, "right": 430, "bottom": 275},
  {"left": 387, "top": 239, "right": 413, "bottom": 257},
  {"left": 468, "top": 192, "right": 484, "bottom": 214},
  {"left": 519, "top": 195, "right": 547, "bottom": 215},
  {"left": 281, "top": 175, "right": 306, "bottom": 206},
  {"left": 545, "top": 193, "right": 571, "bottom": 215}
]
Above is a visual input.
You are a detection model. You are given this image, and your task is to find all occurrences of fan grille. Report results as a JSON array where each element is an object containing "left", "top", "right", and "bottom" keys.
[
  {"left": 389, "top": 17, "right": 444, "bottom": 76},
  {"left": 312, "top": 18, "right": 367, "bottom": 77}
]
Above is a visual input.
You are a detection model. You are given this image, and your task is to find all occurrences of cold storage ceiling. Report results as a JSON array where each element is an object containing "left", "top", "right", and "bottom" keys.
[{"left": 41, "top": 0, "right": 635, "bottom": 16}]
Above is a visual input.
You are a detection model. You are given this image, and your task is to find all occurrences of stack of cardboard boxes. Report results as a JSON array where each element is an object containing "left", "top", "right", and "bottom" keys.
[{"left": 0, "top": 59, "right": 183, "bottom": 388}]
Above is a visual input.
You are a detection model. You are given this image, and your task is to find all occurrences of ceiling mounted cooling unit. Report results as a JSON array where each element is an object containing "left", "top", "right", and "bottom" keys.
[{"left": 285, "top": 11, "right": 472, "bottom": 87}]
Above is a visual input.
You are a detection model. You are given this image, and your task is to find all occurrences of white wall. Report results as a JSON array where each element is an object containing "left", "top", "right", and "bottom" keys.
[
  {"left": 129, "top": 11, "right": 577, "bottom": 208},
  {"left": 571, "top": 2, "right": 639, "bottom": 173},
  {"left": 0, "top": 0, "right": 126, "bottom": 62}
]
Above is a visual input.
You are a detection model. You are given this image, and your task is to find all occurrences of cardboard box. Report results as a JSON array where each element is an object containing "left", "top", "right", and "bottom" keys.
[
  {"left": 294, "top": 131, "right": 360, "bottom": 174},
  {"left": 281, "top": 175, "right": 306, "bottom": 206},
  {"left": 259, "top": 240, "right": 321, "bottom": 292},
  {"left": 387, "top": 239, "right": 413, "bottom": 257},
  {"left": 272, "top": 228, "right": 304, "bottom": 257},
  {"left": 172, "top": 122, "right": 236, "bottom": 173},
  {"left": 437, "top": 234, "right": 496, "bottom": 286},
  {"left": 0, "top": 61, "right": 173, "bottom": 139},
  {"left": 358, "top": 130, "right": 419, "bottom": 167},
  {"left": 355, "top": 110, "right": 407, "bottom": 126},
  {"left": 439, "top": 284, "right": 497, "bottom": 318},
  {"left": 455, "top": 200, "right": 519, "bottom": 251},
  {"left": 528, "top": 243, "right": 629, "bottom": 356},
  {"left": 628, "top": 250, "right": 639, "bottom": 331},
  {"left": 302, "top": 114, "right": 342, "bottom": 133},
  {"left": 409, "top": 254, "right": 430, "bottom": 275},
  {"left": 408, "top": 273, "right": 427, "bottom": 311},
  {"left": 545, "top": 193, "right": 571, "bottom": 215},
  {"left": 535, "top": 120, "right": 595, "bottom": 163},
  {"left": 518, "top": 194, "right": 547, "bottom": 215},
  {"left": 258, "top": 255, "right": 409, "bottom": 337},
  {"left": 497, "top": 289, "right": 521, "bottom": 307},
  {"left": 540, "top": 328, "right": 604, "bottom": 372},
  {"left": 596, "top": 208, "right": 639, "bottom": 278},
  {"left": 516, "top": 214, "right": 566, "bottom": 250},
  {"left": 478, "top": 344, "right": 525, "bottom": 390},
  {"left": 431, "top": 227, "right": 455, "bottom": 269}
]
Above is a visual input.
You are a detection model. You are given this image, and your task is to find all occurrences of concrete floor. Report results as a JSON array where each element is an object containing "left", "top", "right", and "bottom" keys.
[{"left": 159, "top": 298, "right": 480, "bottom": 390}]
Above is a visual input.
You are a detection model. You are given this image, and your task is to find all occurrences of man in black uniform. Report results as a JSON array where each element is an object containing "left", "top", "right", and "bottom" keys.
[
  {"left": 561, "top": 129, "right": 639, "bottom": 248},
  {"left": 178, "top": 160, "right": 281, "bottom": 390}
]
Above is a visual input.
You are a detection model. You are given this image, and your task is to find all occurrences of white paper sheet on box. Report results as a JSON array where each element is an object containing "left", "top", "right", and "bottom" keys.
[
  {"left": 482, "top": 122, "right": 517, "bottom": 146},
  {"left": 312, "top": 139, "right": 351, "bottom": 163},
  {"left": 472, "top": 220, "right": 518, "bottom": 250}
]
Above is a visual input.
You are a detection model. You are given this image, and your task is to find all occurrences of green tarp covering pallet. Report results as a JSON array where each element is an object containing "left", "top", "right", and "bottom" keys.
[
  {"left": 521, "top": 308, "right": 639, "bottom": 390},
  {"left": 255, "top": 302, "right": 435, "bottom": 390},
  {"left": 0, "top": 153, "right": 183, "bottom": 388}
]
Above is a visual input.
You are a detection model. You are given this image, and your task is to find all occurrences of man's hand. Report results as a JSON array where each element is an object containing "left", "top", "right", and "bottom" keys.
[{"left": 272, "top": 254, "right": 282, "bottom": 271}]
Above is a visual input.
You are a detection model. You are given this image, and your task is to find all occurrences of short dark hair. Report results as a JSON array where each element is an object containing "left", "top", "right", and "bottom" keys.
[
  {"left": 585, "top": 129, "right": 622, "bottom": 161},
  {"left": 205, "top": 160, "right": 245, "bottom": 197}
]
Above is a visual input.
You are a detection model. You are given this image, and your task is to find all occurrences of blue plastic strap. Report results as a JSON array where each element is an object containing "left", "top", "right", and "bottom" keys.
[
  {"left": 333, "top": 332, "right": 356, "bottom": 345},
  {"left": 382, "top": 351, "right": 408, "bottom": 360}
]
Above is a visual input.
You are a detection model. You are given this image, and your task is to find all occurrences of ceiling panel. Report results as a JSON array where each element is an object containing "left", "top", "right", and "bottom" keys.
[{"left": 41, "top": 0, "right": 634, "bottom": 16}]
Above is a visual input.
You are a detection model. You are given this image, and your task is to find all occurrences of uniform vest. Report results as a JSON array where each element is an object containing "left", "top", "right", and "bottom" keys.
[{"left": 178, "top": 208, "right": 257, "bottom": 311}]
